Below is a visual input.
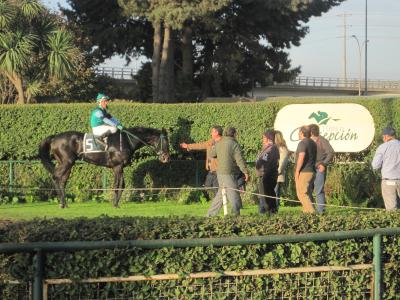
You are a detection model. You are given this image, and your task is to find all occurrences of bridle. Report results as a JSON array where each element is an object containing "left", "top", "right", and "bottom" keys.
[{"left": 123, "top": 130, "right": 167, "bottom": 157}]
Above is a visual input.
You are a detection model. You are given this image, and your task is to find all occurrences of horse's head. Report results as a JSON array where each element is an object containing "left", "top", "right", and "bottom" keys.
[
  {"left": 124, "top": 127, "right": 170, "bottom": 163},
  {"left": 154, "top": 128, "right": 170, "bottom": 163}
]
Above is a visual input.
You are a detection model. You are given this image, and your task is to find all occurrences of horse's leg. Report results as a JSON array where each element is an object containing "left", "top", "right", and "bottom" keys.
[
  {"left": 54, "top": 161, "right": 74, "bottom": 208},
  {"left": 112, "top": 165, "right": 124, "bottom": 208}
]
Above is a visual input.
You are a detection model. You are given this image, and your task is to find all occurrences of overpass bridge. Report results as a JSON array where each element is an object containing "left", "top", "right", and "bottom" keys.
[
  {"left": 254, "top": 76, "right": 400, "bottom": 98},
  {"left": 94, "top": 67, "right": 400, "bottom": 97},
  {"left": 289, "top": 76, "right": 400, "bottom": 90}
]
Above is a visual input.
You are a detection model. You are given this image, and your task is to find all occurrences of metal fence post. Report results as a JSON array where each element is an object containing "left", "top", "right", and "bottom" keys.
[
  {"left": 33, "top": 249, "right": 44, "bottom": 300},
  {"left": 102, "top": 169, "right": 108, "bottom": 192},
  {"left": 222, "top": 187, "right": 228, "bottom": 215},
  {"left": 373, "top": 234, "right": 382, "bottom": 300},
  {"left": 8, "top": 160, "right": 13, "bottom": 193},
  {"left": 195, "top": 160, "right": 199, "bottom": 186}
]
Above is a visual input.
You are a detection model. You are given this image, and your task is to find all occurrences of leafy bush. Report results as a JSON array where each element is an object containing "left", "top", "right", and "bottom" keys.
[
  {"left": 1, "top": 212, "right": 400, "bottom": 298},
  {"left": 0, "top": 97, "right": 399, "bottom": 206}
]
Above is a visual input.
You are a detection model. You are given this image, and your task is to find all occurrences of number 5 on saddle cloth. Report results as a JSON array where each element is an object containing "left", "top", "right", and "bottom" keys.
[{"left": 82, "top": 133, "right": 122, "bottom": 153}]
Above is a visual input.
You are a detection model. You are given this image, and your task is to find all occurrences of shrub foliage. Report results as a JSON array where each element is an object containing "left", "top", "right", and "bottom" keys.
[
  {"left": 0, "top": 97, "right": 399, "bottom": 206},
  {"left": 0, "top": 212, "right": 400, "bottom": 298}
]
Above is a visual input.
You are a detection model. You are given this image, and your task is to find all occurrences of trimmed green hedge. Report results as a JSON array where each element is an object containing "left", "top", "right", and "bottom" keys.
[
  {"left": 1, "top": 213, "right": 400, "bottom": 298},
  {"left": 1, "top": 96, "right": 400, "bottom": 206},
  {"left": 2, "top": 96, "right": 400, "bottom": 160}
]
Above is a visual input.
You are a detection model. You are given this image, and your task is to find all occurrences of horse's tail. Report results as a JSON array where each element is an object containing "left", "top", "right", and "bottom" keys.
[{"left": 39, "top": 135, "right": 55, "bottom": 175}]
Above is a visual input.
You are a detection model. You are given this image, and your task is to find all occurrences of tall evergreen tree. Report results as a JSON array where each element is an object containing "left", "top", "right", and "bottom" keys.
[
  {"left": 62, "top": 0, "right": 153, "bottom": 64},
  {"left": 62, "top": 0, "right": 345, "bottom": 101},
  {"left": 117, "top": 0, "right": 229, "bottom": 102},
  {"left": 193, "top": 0, "right": 345, "bottom": 97}
]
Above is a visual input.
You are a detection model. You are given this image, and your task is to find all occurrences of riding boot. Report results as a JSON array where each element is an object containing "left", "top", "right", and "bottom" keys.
[
  {"left": 100, "top": 131, "right": 112, "bottom": 151},
  {"left": 103, "top": 137, "right": 109, "bottom": 151}
]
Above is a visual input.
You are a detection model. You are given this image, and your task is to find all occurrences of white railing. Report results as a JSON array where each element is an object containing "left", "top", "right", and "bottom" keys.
[
  {"left": 93, "top": 69, "right": 400, "bottom": 90},
  {"left": 282, "top": 76, "right": 400, "bottom": 90},
  {"left": 94, "top": 67, "right": 138, "bottom": 80}
]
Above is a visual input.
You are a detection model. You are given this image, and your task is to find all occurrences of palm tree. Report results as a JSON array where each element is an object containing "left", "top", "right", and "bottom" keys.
[{"left": 0, "top": 0, "right": 78, "bottom": 104}]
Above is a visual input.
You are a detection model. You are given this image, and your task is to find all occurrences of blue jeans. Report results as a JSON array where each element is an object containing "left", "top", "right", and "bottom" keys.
[{"left": 310, "top": 170, "right": 326, "bottom": 213}]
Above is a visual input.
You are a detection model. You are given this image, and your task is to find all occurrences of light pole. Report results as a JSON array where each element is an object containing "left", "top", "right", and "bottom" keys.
[
  {"left": 351, "top": 36, "right": 368, "bottom": 96},
  {"left": 351, "top": 35, "right": 362, "bottom": 96}
]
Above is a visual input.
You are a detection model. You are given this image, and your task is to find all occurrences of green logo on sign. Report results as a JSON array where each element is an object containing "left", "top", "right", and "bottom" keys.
[{"left": 309, "top": 111, "right": 340, "bottom": 125}]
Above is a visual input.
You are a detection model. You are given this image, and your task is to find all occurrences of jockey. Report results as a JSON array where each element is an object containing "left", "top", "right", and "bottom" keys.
[{"left": 90, "top": 93, "right": 124, "bottom": 147}]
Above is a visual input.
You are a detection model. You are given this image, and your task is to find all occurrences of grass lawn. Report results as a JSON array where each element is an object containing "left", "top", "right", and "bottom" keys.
[{"left": 0, "top": 201, "right": 306, "bottom": 221}]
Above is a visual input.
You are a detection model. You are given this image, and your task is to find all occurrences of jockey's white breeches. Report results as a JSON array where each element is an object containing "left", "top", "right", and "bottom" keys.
[{"left": 92, "top": 125, "right": 117, "bottom": 137}]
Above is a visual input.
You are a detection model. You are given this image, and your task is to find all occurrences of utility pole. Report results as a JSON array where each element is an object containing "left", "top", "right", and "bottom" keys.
[
  {"left": 364, "top": 0, "right": 368, "bottom": 95},
  {"left": 338, "top": 14, "right": 351, "bottom": 83}
]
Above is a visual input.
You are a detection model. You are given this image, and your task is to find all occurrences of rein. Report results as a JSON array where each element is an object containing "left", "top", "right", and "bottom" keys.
[{"left": 122, "top": 129, "right": 165, "bottom": 155}]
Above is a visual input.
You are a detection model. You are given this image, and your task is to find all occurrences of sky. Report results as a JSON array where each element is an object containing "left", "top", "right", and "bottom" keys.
[
  {"left": 290, "top": 0, "right": 400, "bottom": 80},
  {"left": 45, "top": 0, "right": 400, "bottom": 80}
]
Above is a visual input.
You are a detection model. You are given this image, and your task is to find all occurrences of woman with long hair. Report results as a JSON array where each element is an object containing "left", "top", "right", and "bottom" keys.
[{"left": 274, "top": 130, "right": 290, "bottom": 207}]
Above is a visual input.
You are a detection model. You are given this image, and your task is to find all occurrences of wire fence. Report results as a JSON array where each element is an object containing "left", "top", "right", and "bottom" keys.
[
  {"left": 1, "top": 281, "right": 31, "bottom": 300},
  {"left": 229, "top": 188, "right": 382, "bottom": 211},
  {"left": 0, "top": 159, "right": 369, "bottom": 193},
  {"left": 3, "top": 264, "right": 374, "bottom": 300},
  {"left": 0, "top": 159, "right": 209, "bottom": 194},
  {"left": 0, "top": 183, "right": 380, "bottom": 212},
  {"left": 0, "top": 164, "right": 381, "bottom": 212}
]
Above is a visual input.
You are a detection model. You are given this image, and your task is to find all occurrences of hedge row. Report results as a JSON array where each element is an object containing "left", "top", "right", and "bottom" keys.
[
  {"left": 0, "top": 96, "right": 399, "bottom": 206},
  {"left": 2, "top": 96, "right": 400, "bottom": 160},
  {"left": 1, "top": 212, "right": 400, "bottom": 298}
]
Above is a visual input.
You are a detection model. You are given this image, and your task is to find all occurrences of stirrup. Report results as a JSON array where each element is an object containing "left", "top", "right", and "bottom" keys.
[{"left": 95, "top": 137, "right": 108, "bottom": 151}]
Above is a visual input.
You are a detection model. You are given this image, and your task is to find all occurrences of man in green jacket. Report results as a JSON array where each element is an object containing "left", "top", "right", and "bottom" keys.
[
  {"left": 207, "top": 127, "right": 249, "bottom": 216},
  {"left": 90, "top": 93, "right": 124, "bottom": 149}
]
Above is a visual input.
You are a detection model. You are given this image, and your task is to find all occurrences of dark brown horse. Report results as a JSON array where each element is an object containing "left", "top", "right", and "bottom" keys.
[{"left": 38, "top": 127, "right": 170, "bottom": 208}]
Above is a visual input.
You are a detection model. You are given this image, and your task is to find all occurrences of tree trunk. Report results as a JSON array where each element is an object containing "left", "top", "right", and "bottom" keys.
[
  {"left": 5, "top": 72, "right": 25, "bottom": 104},
  {"left": 167, "top": 30, "right": 175, "bottom": 100},
  {"left": 201, "top": 39, "right": 214, "bottom": 99},
  {"left": 0, "top": 73, "right": 16, "bottom": 104},
  {"left": 151, "top": 21, "right": 162, "bottom": 102},
  {"left": 159, "top": 25, "right": 175, "bottom": 102},
  {"left": 182, "top": 24, "right": 193, "bottom": 88}
]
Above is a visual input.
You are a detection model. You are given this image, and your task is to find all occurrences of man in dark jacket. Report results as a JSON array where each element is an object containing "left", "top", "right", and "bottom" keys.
[
  {"left": 207, "top": 127, "right": 249, "bottom": 216},
  {"left": 256, "top": 130, "right": 280, "bottom": 214},
  {"left": 309, "top": 124, "right": 334, "bottom": 213}
]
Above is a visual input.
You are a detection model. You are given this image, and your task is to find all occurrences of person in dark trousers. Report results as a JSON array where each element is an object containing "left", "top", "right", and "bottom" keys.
[
  {"left": 295, "top": 125, "right": 317, "bottom": 213},
  {"left": 256, "top": 130, "right": 280, "bottom": 214},
  {"left": 207, "top": 127, "right": 249, "bottom": 216},
  {"left": 309, "top": 124, "right": 334, "bottom": 213},
  {"left": 180, "top": 125, "right": 223, "bottom": 200}
]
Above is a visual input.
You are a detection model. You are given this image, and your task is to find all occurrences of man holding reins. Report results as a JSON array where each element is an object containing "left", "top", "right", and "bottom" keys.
[
  {"left": 180, "top": 125, "right": 223, "bottom": 200},
  {"left": 90, "top": 93, "right": 124, "bottom": 149}
]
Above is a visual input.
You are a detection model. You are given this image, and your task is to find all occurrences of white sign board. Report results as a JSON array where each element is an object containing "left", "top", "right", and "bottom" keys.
[{"left": 274, "top": 104, "right": 375, "bottom": 152}]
